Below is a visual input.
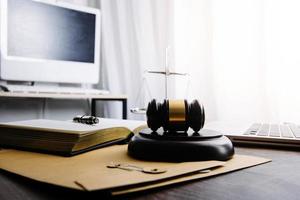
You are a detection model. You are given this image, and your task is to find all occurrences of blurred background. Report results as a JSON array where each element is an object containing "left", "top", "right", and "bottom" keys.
[{"left": 2, "top": 0, "right": 300, "bottom": 125}]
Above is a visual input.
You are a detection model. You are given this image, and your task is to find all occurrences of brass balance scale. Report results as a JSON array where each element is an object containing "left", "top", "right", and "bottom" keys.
[{"left": 130, "top": 47, "right": 189, "bottom": 114}]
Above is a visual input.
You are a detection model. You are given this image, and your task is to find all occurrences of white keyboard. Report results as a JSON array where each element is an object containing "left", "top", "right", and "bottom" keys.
[
  {"left": 244, "top": 123, "right": 300, "bottom": 138},
  {"left": 225, "top": 123, "right": 300, "bottom": 149},
  {"left": 3, "top": 85, "right": 109, "bottom": 95}
]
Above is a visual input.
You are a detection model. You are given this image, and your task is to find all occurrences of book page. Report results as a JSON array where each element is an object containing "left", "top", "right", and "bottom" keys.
[{"left": 96, "top": 118, "right": 147, "bottom": 132}]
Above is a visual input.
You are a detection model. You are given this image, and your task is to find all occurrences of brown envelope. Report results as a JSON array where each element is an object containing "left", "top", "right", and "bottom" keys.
[
  {"left": 0, "top": 145, "right": 271, "bottom": 194},
  {"left": 111, "top": 154, "right": 270, "bottom": 195},
  {"left": 0, "top": 145, "right": 224, "bottom": 190}
]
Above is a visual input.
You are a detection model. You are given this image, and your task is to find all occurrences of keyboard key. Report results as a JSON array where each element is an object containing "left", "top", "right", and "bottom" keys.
[
  {"left": 288, "top": 124, "right": 300, "bottom": 138},
  {"left": 257, "top": 123, "right": 269, "bottom": 136},
  {"left": 280, "top": 125, "right": 294, "bottom": 138},
  {"left": 244, "top": 123, "right": 261, "bottom": 135},
  {"left": 269, "top": 124, "right": 280, "bottom": 137}
]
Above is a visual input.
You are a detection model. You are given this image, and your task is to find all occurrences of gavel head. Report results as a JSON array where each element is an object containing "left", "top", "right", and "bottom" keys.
[{"left": 146, "top": 99, "right": 205, "bottom": 133}]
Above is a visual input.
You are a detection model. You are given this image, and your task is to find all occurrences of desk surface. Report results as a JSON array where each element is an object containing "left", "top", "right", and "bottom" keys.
[
  {"left": 0, "top": 91, "right": 127, "bottom": 99},
  {"left": 1, "top": 146, "right": 300, "bottom": 200}
]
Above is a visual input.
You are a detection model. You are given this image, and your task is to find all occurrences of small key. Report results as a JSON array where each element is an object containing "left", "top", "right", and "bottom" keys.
[
  {"left": 107, "top": 162, "right": 166, "bottom": 174},
  {"left": 107, "top": 163, "right": 132, "bottom": 171}
]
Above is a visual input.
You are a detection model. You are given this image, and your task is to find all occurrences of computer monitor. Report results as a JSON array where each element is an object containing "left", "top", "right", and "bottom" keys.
[{"left": 0, "top": 0, "right": 100, "bottom": 84}]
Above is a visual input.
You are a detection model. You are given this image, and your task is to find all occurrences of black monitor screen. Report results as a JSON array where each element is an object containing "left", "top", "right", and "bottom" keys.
[{"left": 7, "top": 0, "right": 96, "bottom": 63}]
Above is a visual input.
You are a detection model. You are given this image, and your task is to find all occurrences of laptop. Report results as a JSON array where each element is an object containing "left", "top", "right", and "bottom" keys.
[{"left": 204, "top": 121, "right": 300, "bottom": 149}]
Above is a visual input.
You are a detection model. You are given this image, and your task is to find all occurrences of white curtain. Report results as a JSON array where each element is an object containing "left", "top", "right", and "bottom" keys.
[
  {"left": 97, "top": 0, "right": 173, "bottom": 119},
  {"left": 174, "top": 0, "right": 300, "bottom": 124},
  {"left": 67, "top": 0, "right": 300, "bottom": 124}
]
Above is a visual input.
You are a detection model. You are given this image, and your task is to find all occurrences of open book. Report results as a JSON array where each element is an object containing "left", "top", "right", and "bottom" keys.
[{"left": 0, "top": 118, "right": 146, "bottom": 156}]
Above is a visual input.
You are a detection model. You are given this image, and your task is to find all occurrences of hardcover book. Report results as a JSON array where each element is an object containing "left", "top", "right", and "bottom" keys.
[{"left": 0, "top": 118, "right": 146, "bottom": 156}]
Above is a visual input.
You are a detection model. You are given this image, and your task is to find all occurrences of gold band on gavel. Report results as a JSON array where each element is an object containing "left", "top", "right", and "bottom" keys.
[{"left": 168, "top": 100, "right": 186, "bottom": 125}]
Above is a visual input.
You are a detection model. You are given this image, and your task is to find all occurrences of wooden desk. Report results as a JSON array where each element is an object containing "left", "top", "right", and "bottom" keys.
[
  {"left": 0, "top": 92, "right": 128, "bottom": 119},
  {"left": 1, "top": 146, "right": 300, "bottom": 200}
]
